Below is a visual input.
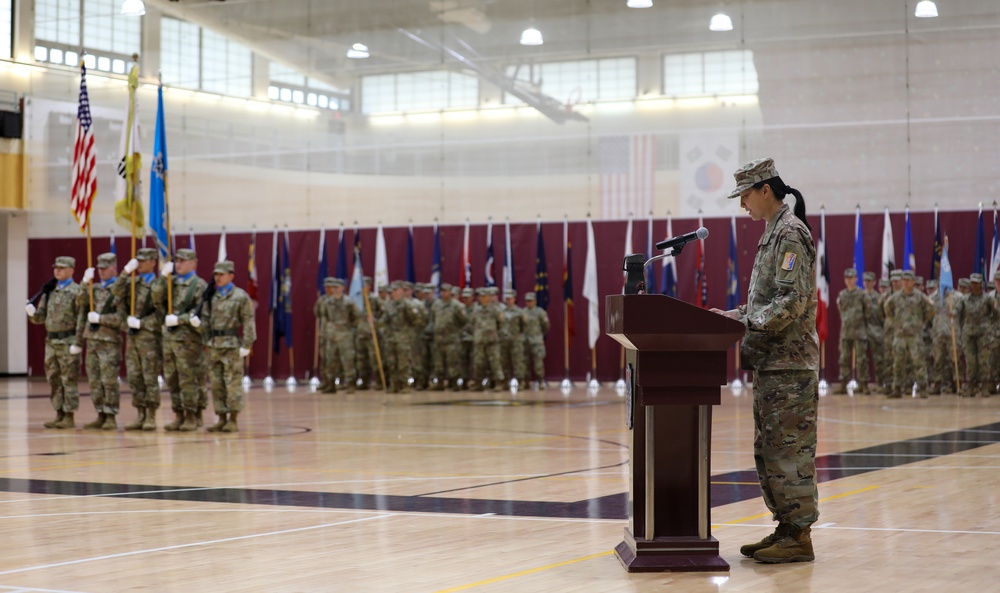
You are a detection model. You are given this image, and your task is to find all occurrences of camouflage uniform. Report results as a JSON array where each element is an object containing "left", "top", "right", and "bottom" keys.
[
  {"left": 406, "top": 283, "right": 430, "bottom": 390},
  {"left": 522, "top": 292, "right": 550, "bottom": 385},
  {"left": 112, "top": 248, "right": 165, "bottom": 429},
  {"left": 429, "top": 283, "right": 467, "bottom": 390},
  {"left": 160, "top": 249, "right": 209, "bottom": 428},
  {"left": 879, "top": 271, "right": 904, "bottom": 390},
  {"left": 202, "top": 261, "right": 256, "bottom": 429},
  {"left": 28, "top": 256, "right": 85, "bottom": 427},
  {"left": 883, "top": 272, "right": 935, "bottom": 397},
  {"left": 862, "top": 273, "right": 887, "bottom": 391},
  {"left": 315, "top": 278, "right": 359, "bottom": 393},
  {"left": 725, "top": 161, "right": 819, "bottom": 535},
  {"left": 991, "top": 282, "right": 1000, "bottom": 394},
  {"left": 835, "top": 270, "right": 869, "bottom": 393},
  {"left": 953, "top": 274, "right": 998, "bottom": 396},
  {"left": 927, "top": 282, "right": 957, "bottom": 394},
  {"left": 471, "top": 287, "right": 506, "bottom": 390},
  {"left": 79, "top": 253, "right": 124, "bottom": 426},
  {"left": 500, "top": 291, "right": 527, "bottom": 384},
  {"left": 355, "top": 278, "right": 384, "bottom": 390},
  {"left": 383, "top": 281, "right": 423, "bottom": 393},
  {"left": 459, "top": 287, "right": 476, "bottom": 387}
]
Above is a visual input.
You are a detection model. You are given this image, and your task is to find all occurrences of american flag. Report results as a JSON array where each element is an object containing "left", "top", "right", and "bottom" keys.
[
  {"left": 70, "top": 64, "right": 97, "bottom": 232},
  {"left": 599, "top": 134, "right": 656, "bottom": 220}
]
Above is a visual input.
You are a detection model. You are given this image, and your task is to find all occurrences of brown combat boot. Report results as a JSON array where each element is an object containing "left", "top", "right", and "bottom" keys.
[
  {"left": 207, "top": 412, "right": 228, "bottom": 432},
  {"left": 101, "top": 414, "right": 117, "bottom": 431},
  {"left": 195, "top": 410, "right": 205, "bottom": 428},
  {"left": 220, "top": 411, "right": 239, "bottom": 433},
  {"left": 178, "top": 411, "right": 198, "bottom": 432},
  {"left": 753, "top": 526, "right": 814, "bottom": 564},
  {"left": 83, "top": 413, "right": 107, "bottom": 429},
  {"left": 164, "top": 411, "right": 185, "bottom": 432},
  {"left": 142, "top": 407, "right": 157, "bottom": 431},
  {"left": 124, "top": 408, "right": 146, "bottom": 430},
  {"left": 740, "top": 524, "right": 792, "bottom": 557},
  {"left": 44, "top": 410, "right": 65, "bottom": 428},
  {"left": 53, "top": 412, "right": 76, "bottom": 429}
]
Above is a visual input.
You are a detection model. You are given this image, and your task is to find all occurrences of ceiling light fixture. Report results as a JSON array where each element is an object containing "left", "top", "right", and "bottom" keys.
[
  {"left": 120, "top": 0, "right": 145, "bottom": 16},
  {"left": 519, "top": 27, "right": 543, "bottom": 46},
  {"left": 346, "top": 43, "right": 370, "bottom": 59},
  {"left": 914, "top": 0, "right": 938, "bottom": 17},
  {"left": 626, "top": 0, "right": 653, "bottom": 7},
  {"left": 709, "top": 13, "right": 733, "bottom": 31}
]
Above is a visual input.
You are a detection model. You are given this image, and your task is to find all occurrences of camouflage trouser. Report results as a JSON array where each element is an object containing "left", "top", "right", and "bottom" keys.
[
  {"left": 431, "top": 333, "right": 464, "bottom": 385},
  {"left": 752, "top": 369, "right": 819, "bottom": 530},
  {"left": 930, "top": 334, "right": 956, "bottom": 390},
  {"left": 525, "top": 339, "right": 546, "bottom": 382},
  {"left": 868, "top": 333, "right": 887, "bottom": 386},
  {"left": 837, "top": 337, "right": 869, "bottom": 384},
  {"left": 164, "top": 338, "right": 205, "bottom": 413},
  {"left": 961, "top": 333, "right": 990, "bottom": 389},
  {"left": 85, "top": 339, "right": 121, "bottom": 415},
  {"left": 501, "top": 337, "right": 526, "bottom": 382},
  {"left": 126, "top": 332, "right": 162, "bottom": 410},
  {"left": 207, "top": 347, "right": 244, "bottom": 413},
  {"left": 989, "top": 333, "right": 1000, "bottom": 390},
  {"left": 472, "top": 339, "right": 504, "bottom": 386},
  {"left": 411, "top": 335, "right": 428, "bottom": 389},
  {"left": 356, "top": 330, "right": 385, "bottom": 388},
  {"left": 893, "top": 335, "right": 928, "bottom": 391},
  {"left": 44, "top": 341, "right": 80, "bottom": 413},
  {"left": 323, "top": 333, "right": 356, "bottom": 387},
  {"left": 385, "top": 338, "right": 413, "bottom": 390},
  {"left": 461, "top": 339, "right": 473, "bottom": 383}
]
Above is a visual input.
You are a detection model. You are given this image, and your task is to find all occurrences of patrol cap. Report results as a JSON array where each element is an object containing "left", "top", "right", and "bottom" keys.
[
  {"left": 136, "top": 247, "right": 158, "bottom": 261},
  {"left": 970, "top": 273, "right": 984, "bottom": 284},
  {"left": 440, "top": 282, "right": 452, "bottom": 291},
  {"left": 727, "top": 157, "right": 780, "bottom": 200},
  {"left": 926, "top": 279, "right": 938, "bottom": 288},
  {"left": 889, "top": 270, "right": 902, "bottom": 280},
  {"left": 389, "top": 280, "right": 402, "bottom": 290},
  {"left": 959, "top": 278, "right": 971, "bottom": 287},
  {"left": 525, "top": 292, "right": 537, "bottom": 301},
  {"left": 413, "top": 283, "right": 426, "bottom": 293},
  {"left": 53, "top": 256, "right": 76, "bottom": 268},
  {"left": 95, "top": 253, "right": 117, "bottom": 268},
  {"left": 863, "top": 271, "right": 876, "bottom": 281},
  {"left": 461, "top": 287, "right": 474, "bottom": 297},
  {"left": 915, "top": 276, "right": 924, "bottom": 286},
  {"left": 401, "top": 281, "right": 414, "bottom": 290},
  {"left": 844, "top": 268, "right": 857, "bottom": 277},
  {"left": 364, "top": 276, "right": 373, "bottom": 284},
  {"left": 175, "top": 248, "right": 197, "bottom": 261},
  {"left": 324, "top": 277, "right": 344, "bottom": 287},
  {"left": 901, "top": 270, "right": 915, "bottom": 280},
  {"left": 213, "top": 260, "right": 235, "bottom": 274},
  {"left": 879, "top": 279, "right": 890, "bottom": 288},
  {"left": 476, "top": 287, "right": 489, "bottom": 296},
  {"left": 505, "top": 289, "right": 516, "bottom": 298},
  {"left": 487, "top": 287, "right": 499, "bottom": 296}
]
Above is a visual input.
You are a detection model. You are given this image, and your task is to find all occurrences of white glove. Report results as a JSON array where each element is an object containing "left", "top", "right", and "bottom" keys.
[
  {"left": 82, "top": 267, "right": 95, "bottom": 284},
  {"left": 160, "top": 261, "right": 174, "bottom": 277},
  {"left": 69, "top": 345, "right": 82, "bottom": 355},
  {"left": 165, "top": 314, "right": 179, "bottom": 327},
  {"left": 88, "top": 311, "right": 101, "bottom": 324},
  {"left": 123, "top": 258, "right": 139, "bottom": 274},
  {"left": 127, "top": 316, "right": 141, "bottom": 330},
  {"left": 189, "top": 315, "right": 202, "bottom": 328},
  {"left": 25, "top": 303, "right": 36, "bottom": 317},
  {"left": 239, "top": 347, "right": 251, "bottom": 358}
]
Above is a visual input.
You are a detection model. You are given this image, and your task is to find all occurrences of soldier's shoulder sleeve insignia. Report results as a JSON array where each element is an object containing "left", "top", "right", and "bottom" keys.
[{"left": 781, "top": 252, "right": 797, "bottom": 271}]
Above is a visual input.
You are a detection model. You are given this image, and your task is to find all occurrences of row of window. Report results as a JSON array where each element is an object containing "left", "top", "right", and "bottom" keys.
[{"left": 1, "top": 0, "right": 11, "bottom": 59}]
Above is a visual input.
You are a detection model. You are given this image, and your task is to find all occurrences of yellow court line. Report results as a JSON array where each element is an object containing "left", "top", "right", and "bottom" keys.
[
  {"left": 716, "top": 485, "right": 882, "bottom": 528},
  {"left": 432, "top": 550, "right": 614, "bottom": 593}
]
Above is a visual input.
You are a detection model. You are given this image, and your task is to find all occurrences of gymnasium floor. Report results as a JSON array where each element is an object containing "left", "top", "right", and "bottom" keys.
[{"left": 0, "top": 377, "right": 998, "bottom": 592}]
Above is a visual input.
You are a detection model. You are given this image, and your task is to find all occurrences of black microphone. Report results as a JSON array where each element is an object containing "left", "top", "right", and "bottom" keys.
[{"left": 655, "top": 227, "right": 709, "bottom": 251}]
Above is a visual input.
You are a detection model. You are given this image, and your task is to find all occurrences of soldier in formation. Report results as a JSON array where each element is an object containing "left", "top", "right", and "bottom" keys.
[
  {"left": 315, "top": 277, "right": 359, "bottom": 393},
  {"left": 79, "top": 253, "right": 124, "bottom": 430},
  {"left": 522, "top": 292, "right": 550, "bottom": 388},
  {"left": 953, "top": 273, "right": 998, "bottom": 397},
  {"left": 160, "top": 248, "right": 208, "bottom": 431},
  {"left": 114, "top": 247, "right": 164, "bottom": 431},
  {"left": 835, "top": 268, "right": 869, "bottom": 394},
  {"left": 884, "top": 271, "right": 935, "bottom": 398}
]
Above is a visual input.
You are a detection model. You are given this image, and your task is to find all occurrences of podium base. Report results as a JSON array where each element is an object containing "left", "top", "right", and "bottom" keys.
[{"left": 615, "top": 530, "right": 730, "bottom": 573}]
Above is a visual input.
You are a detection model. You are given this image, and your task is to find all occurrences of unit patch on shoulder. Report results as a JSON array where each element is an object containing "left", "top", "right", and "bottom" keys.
[{"left": 781, "top": 252, "right": 797, "bottom": 271}]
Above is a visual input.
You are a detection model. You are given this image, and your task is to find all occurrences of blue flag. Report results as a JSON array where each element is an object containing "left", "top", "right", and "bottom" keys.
[
  {"left": 930, "top": 208, "right": 942, "bottom": 281},
  {"left": 534, "top": 223, "right": 550, "bottom": 310},
  {"left": 335, "top": 228, "right": 347, "bottom": 281},
  {"left": 431, "top": 224, "right": 442, "bottom": 297},
  {"left": 149, "top": 85, "right": 170, "bottom": 260},
  {"left": 281, "top": 230, "right": 293, "bottom": 348},
  {"left": 109, "top": 229, "right": 116, "bottom": 255},
  {"left": 974, "top": 205, "right": 987, "bottom": 274},
  {"left": 316, "top": 227, "right": 329, "bottom": 296},
  {"left": 406, "top": 226, "right": 416, "bottom": 283},
  {"left": 349, "top": 229, "right": 365, "bottom": 311},
  {"left": 485, "top": 222, "right": 496, "bottom": 287},
  {"left": 940, "top": 236, "right": 954, "bottom": 296},
  {"left": 853, "top": 207, "right": 865, "bottom": 287},
  {"left": 903, "top": 208, "right": 915, "bottom": 271},
  {"left": 726, "top": 217, "right": 740, "bottom": 310}
]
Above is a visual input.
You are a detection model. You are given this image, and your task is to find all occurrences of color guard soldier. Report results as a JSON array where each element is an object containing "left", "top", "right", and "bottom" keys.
[
  {"left": 429, "top": 282, "right": 467, "bottom": 390},
  {"left": 926, "top": 279, "right": 956, "bottom": 395},
  {"left": 522, "top": 292, "right": 550, "bottom": 388},
  {"left": 500, "top": 289, "right": 527, "bottom": 386},
  {"left": 884, "top": 270, "right": 935, "bottom": 398},
  {"left": 835, "top": 268, "right": 869, "bottom": 394},
  {"left": 161, "top": 249, "right": 208, "bottom": 431},
  {"left": 471, "top": 287, "right": 505, "bottom": 391},
  {"left": 316, "top": 277, "right": 358, "bottom": 393},
  {"left": 953, "top": 273, "right": 998, "bottom": 397},
  {"left": 862, "top": 271, "right": 886, "bottom": 392},
  {"left": 355, "top": 276, "right": 383, "bottom": 390},
  {"left": 79, "top": 253, "right": 124, "bottom": 430}
]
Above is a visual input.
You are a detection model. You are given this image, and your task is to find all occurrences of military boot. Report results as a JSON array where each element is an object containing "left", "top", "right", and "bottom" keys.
[
  {"left": 833, "top": 384, "right": 848, "bottom": 395},
  {"left": 753, "top": 526, "right": 814, "bottom": 564},
  {"left": 178, "top": 411, "right": 198, "bottom": 432},
  {"left": 53, "top": 412, "right": 76, "bottom": 429},
  {"left": 207, "top": 413, "right": 228, "bottom": 433},
  {"left": 101, "top": 414, "right": 117, "bottom": 431},
  {"left": 221, "top": 411, "right": 239, "bottom": 433},
  {"left": 195, "top": 410, "right": 205, "bottom": 428},
  {"left": 740, "top": 524, "right": 792, "bottom": 558},
  {"left": 44, "top": 411, "right": 65, "bottom": 428},
  {"left": 164, "top": 411, "right": 185, "bottom": 432},
  {"left": 83, "top": 413, "right": 107, "bottom": 429},
  {"left": 928, "top": 383, "right": 941, "bottom": 396},
  {"left": 859, "top": 383, "right": 870, "bottom": 395},
  {"left": 124, "top": 408, "right": 146, "bottom": 431},
  {"left": 142, "top": 407, "right": 157, "bottom": 431}
]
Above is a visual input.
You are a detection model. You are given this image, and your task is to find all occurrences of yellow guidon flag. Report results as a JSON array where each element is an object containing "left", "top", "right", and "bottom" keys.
[{"left": 114, "top": 61, "right": 144, "bottom": 236}]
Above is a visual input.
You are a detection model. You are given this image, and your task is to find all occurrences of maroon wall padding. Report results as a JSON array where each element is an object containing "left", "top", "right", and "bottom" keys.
[{"left": 26, "top": 209, "right": 993, "bottom": 382}]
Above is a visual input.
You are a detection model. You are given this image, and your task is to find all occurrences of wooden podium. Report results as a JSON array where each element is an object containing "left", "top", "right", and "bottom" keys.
[{"left": 606, "top": 294, "right": 744, "bottom": 572}]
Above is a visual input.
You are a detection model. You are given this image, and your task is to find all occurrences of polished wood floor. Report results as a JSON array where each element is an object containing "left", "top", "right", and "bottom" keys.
[{"left": 0, "top": 376, "right": 999, "bottom": 592}]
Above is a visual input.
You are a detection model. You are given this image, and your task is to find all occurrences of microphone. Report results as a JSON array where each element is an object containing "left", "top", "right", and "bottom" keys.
[{"left": 655, "top": 227, "right": 709, "bottom": 251}]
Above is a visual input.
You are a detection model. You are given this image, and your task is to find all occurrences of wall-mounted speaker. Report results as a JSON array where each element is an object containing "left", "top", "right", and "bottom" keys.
[{"left": 0, "top": 111, "right": 22, "bottom": 139}]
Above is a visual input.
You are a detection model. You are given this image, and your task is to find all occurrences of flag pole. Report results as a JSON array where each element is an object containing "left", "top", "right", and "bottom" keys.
[
  {"left": 312, "top": 319, "right": 320, "bottom": 383},
  {"left": 160, "top": 74, "right": 174, "bottom": 315},
  {"left": 127, "top": 54, "right": 139, "bottom": 317},
  {"left": 86, "top": 218, "right": 94, "bottom": 311},
  {"left": 362, "top": 285, "right": 387, "bottom": 394},
  {"left": 288, "top": 346, "right": 296, "bottom": 383},
  {"left": 948, "top": 291, "right": 961, "bottom": 393}
]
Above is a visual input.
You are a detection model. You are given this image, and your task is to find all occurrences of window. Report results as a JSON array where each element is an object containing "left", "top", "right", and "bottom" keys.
[
  {"left": 1, "top": 0, "right": 12, "bottom": 60},
  {"left": 361, "top": 70, "right": 479, "bottom": 114},
  {"left": 663, "top": 50, "right": 758, "bottom": 97},
  {"left": 269, "top": 61, "right": 349, "bottom": 111},
  {"left": 161, "top": 18, "right": 200, "bottom": 88},
  {"left": 160, "top": 18, "right": 252, "bottom": 97},
  {"left": 83, "top": 0, "right": 140, "bottom": 57},
  {"left": 504, "top": 57, "right": 636, "bottom": 105},
  {"left": 34, "top": 0, "right": 141, "bottom": 69},
  {"left": 35, "top": 0, "right": 80, "bottom": 47}
]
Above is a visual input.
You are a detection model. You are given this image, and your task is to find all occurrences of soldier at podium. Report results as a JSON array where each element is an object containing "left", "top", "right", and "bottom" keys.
[{"left": 711, "top": 157, "right": 819, "bottom": 564}]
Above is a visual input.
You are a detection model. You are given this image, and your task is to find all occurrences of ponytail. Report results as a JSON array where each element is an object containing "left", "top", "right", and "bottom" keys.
[{"left": 753, "top": 176, "right": 812, "bottom": 232}]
